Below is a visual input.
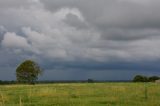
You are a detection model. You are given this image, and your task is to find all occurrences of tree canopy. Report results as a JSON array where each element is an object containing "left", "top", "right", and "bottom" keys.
[
  {"left": 16, "top": 60, "right": 42, "bottom": 84},
  {"left": 133, "top": 75, "right": 148, "bottom": 82},
  {"left": 133, "top": 75, "right": 160, "bottom": 82}
]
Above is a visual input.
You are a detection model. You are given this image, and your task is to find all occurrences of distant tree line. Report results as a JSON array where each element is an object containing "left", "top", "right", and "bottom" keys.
[
  {"left": 133, "top": 75, "right": 160, "bottom": 82},
  {"left": 0, "top": 80, "right": 16, "bottom": 85},
  {"left": 0, "top": 79, "right": 96, "bottom": 85}
]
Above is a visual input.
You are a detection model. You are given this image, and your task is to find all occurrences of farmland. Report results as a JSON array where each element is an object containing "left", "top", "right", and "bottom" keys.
[{"left": 0, "top": 83, "right": 160, "bottom": 106}]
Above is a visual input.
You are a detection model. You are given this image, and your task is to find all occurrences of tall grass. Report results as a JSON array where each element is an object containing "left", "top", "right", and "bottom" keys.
[
  {"left": 144, "top": 83, "right": 148, "bottom": 100},
  {"left": 0, "top": 83, "right": 159, "bottom": 106},
  {"left": 19, "top": 96, "right": 22, "bottom": 106},
  {"left": 0, "top": 93, "right": 4, "bottom": 106}
]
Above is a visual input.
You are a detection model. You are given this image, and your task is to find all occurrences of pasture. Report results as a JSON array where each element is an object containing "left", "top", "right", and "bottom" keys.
[{"left": 0, "top": 83, "right": 160, "bottom": 106}]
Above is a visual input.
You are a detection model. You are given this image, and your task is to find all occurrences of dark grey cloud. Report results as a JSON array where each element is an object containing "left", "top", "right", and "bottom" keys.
[
  {"left": 101, "top": 28, "right": 160, "bottom": 41},
  {"left": 0, "top": 0, "right": 160, "bottom": 80},
  {"left": 42, "top": 0, "right": 160, "bottom": 28},
  {"left": 41, "top": 0, "right": 160, "bottom": 42},
  {"left": 64, "top": 13, "right": 89, "bottom": 29}
]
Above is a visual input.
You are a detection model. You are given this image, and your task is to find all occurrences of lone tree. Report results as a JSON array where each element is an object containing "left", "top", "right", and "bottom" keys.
[{"left": 16, "top": 60, "right": 42, "bottom": 84}]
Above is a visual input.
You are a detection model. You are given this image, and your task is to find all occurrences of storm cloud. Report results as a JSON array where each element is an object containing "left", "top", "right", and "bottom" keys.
[{"left": 0, "top": 0, "right": 160, "bottom": 80}]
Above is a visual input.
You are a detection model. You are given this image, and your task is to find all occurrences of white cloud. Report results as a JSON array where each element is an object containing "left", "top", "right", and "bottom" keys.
[
  {"left": 2, "top": 32, "right": 30, "bottom": 49},
  {"left": 54, "top": 8, "right": 85, "bottom": 22},
  {"left": 1, "top": 0, "right": 160, "bottom": 62},
  {"left": 0, "top": 2, "right": 100, "bottom": 60}
]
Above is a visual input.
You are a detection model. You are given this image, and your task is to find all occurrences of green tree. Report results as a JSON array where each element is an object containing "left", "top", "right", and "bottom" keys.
[
  {"left": 16, "top": 60, "right": 42, "bottom": 84},
  {"left": 148, "top": 76, "right": 160, "bottom": 82},
  {"left": 133, "top": 75, "right": 148, "bottom": 82}
]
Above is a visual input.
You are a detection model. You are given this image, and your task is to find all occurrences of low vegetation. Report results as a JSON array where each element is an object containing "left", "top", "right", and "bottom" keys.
[{"left": 0, "top": 83, "right": 160, "bottom": 106}]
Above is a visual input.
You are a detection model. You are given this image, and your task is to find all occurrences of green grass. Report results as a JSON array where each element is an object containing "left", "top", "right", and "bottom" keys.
[{"left": 0, "top": 83, "right": 160, "bottom": 106}]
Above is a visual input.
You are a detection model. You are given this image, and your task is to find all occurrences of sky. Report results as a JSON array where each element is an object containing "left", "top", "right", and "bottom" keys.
[{"left": 0, "top": 0, "right": 160, "bottom": 80}]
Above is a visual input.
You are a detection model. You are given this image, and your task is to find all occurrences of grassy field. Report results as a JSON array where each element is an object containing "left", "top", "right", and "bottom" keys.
[{"left": 0, "top": 83, "right": 160, "bottom": 106}]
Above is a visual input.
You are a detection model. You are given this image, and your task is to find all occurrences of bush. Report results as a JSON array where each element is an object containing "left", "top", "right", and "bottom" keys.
[{"left": 87, "top": 79, "right": 94, "bottom": 83}]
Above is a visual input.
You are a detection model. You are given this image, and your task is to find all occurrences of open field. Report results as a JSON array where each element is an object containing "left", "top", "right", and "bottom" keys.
[{"left": 0, "top": 83, "right": 160, "bottom": 106}]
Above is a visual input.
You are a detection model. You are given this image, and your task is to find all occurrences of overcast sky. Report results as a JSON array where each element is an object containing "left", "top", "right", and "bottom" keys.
[{"left": 0, "top": 0, "right": 160, "bottom": 80}]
